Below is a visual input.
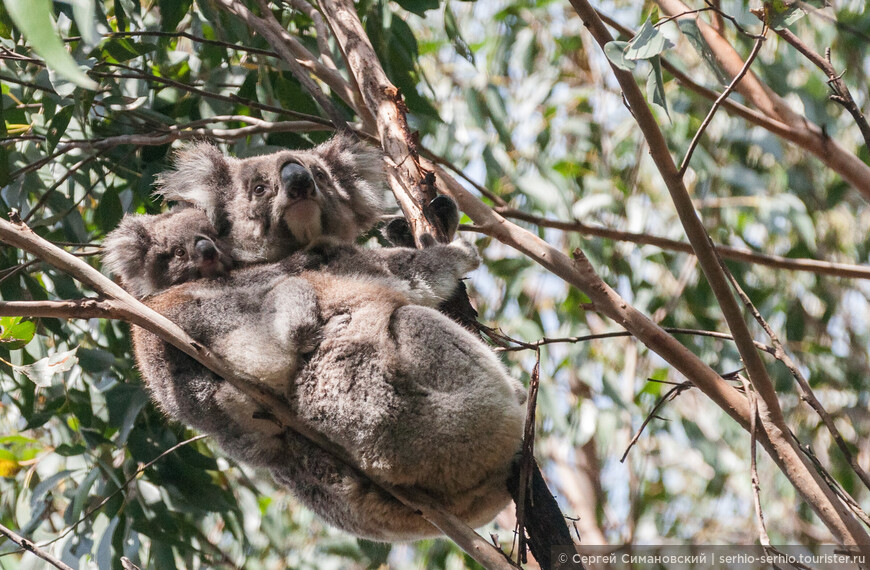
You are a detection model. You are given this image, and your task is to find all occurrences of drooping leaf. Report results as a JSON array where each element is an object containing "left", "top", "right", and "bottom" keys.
[
  {"left": 646, "top": 55, "right": 670, "bottom": 120},
  {"left": 46, "top": 104, "right": 74, "bottom": 150},
  {"left": 4, "top": 0, "right": 98, "bottom": 89},
  {"left": 677, "top": 18, "right": 730, "bottom": 85},
  {"left": 445, "top": 3, "right": 474, "bottom": 64}
]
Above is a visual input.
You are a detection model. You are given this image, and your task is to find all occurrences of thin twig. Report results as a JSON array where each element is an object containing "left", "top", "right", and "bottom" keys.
[
  {"left": 54, "top": 119, "right": 329, "bottom": 152},
  {"left": 738, "top": 373, "right": 772, "bottom": 548},
  {"left": 424, "top": 148, "right": 509, "bottom": 207},
  {"left": 795, "top": 437, "right": 870, "bottom": 528},
  {"left": 43, "top": 435, "right": 209, "bottom": 546},
  {"left": 87, "top": 68, "right": 331, "bottom": 125},
  {"left": 487, "top": 208, "right": 870, "bottom": 280},
  {"left": 66, "top": 30, "right": 279, "bottom": 57},
  {"left": 621, "top": 380, "right": 694, "bottom": 462},
  {"left": 492, "top": 326, "right": 776, "bottom": 356},
  {"left": 23, "top": 153, "right": 103, "bottom": 223},
  {"left": 214, "top": 0, "right": 348, "bottom": 129},
  {"left": 771, "top": 26, "right": 870, "bottom": 154},
  {"left": 679, "top": 22, "right": 768, "bottom": 176},
  {"left": 722, "top": 259, "right": 870, "bottom": 492}
]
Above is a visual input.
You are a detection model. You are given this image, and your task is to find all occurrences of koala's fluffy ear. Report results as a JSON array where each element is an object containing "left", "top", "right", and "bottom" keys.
[
  {"left": 102, "top": 215, "right": 153, "bottom": 297},
  {"left": 155, "top": 143, "right": 231, "bottom": 228},
  {"left": 314, "top": 132, "right": 389, "bottom": 231}
]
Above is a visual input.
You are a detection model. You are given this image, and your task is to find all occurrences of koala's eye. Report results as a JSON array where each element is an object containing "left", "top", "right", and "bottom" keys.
[
  {"left": 253, "top": 184, "right": 267, "bottom": 196},
  {"left": 174, "top": 247, "right": 187, "bottom": 258},
  {"left": 313, "top": 168, "right": 327, "bottom": 181}
]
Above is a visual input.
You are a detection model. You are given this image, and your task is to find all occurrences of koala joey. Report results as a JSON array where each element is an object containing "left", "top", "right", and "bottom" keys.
[
  {"left": 155, "top": 132, "right": 387, "bottom": 263},
  {"left": 104, "top": 205, "right": 527, "bottom": 541},
  {"left": 102, "top": 207, "right": 233, "bottom": 298}
]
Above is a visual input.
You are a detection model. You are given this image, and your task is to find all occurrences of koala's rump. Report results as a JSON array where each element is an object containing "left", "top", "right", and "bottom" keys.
[{"left": 284, "top": 295, "right": 524, "bottom": 538}]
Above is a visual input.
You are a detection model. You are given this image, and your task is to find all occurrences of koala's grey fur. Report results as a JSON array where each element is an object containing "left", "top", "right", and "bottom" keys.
[
  {"left": 155, "top": 133, "right": 387, "bottom": 263},
  {"left": 102, "top": 207, "right": 233, "bottom": 298},
  {"left": 124, "top": 229, "right": 526, "bottom": 540}
]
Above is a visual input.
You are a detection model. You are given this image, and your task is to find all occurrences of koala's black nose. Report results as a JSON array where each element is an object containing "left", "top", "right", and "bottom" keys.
[
  {"left": 281, "top": 161, "right": 315, "bottom": 200},
  {"left": 195, "top": 237, "right": 217, "bottom": 260}
]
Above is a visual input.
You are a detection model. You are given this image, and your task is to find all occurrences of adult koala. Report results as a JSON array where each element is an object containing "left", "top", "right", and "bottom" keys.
[
  {"left": 104, "top": 207, "right": 525, "bottom": 540},
  {"left": 105, "top": 135, "right": 527, "bottom": 540}
]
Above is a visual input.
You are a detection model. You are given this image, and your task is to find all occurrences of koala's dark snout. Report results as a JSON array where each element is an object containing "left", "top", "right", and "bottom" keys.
[
  {"left": 281, "top": 161, "right": 315, "bottom": 200},
  {"left": 195, "top": 236, "right": 218, "bottom": 260}
]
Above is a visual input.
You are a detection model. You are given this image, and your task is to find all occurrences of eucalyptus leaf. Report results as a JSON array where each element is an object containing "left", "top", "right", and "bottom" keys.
[
  {"left": 4, "top": 0, "right": 98, "bottom": 89},
  {"left": 625, "top": 18, "right": 674, "bottom": 61},
  {"left": 604, "top": 41, "right": 635, "bottom": 72},
  {"left": 677, "top": 18, "right": 730, "bottom": 85},
  {"left": 13, "top": 348, "right": 79, "bottom": 387},
  {"left": 646, "top": 55, "right": 670, "bottom": 119},
  {"left": 0, "top": 316, "right": 35, "bottom": 350}
]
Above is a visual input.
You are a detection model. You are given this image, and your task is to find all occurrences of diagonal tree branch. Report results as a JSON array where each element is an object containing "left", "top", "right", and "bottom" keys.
[
  {"left": 771, "top": 26, "right": 870, "bottom": 154},
  {"left": 211, "top": 0, "right": 348, "bottom": 129},
  {"left": 0, "top": 522, "right": 74, "bottom": 570},
  {"left": 569, "top": 0, "right": 870, "bottom": 551},
  {"left": 318, "top": 0, "right": 446, "bottom": 246}
]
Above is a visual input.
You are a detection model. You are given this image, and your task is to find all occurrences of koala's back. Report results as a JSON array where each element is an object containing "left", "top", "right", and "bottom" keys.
[{"left": 274, "top": 268, "right": 526, "bottom": 540}]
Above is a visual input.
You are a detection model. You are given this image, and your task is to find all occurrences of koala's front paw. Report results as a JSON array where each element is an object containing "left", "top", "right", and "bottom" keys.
[
  {"left": 449, "top": 239, "right": 481, "bottom": 274},
  {"left": 428, "top": 195, "right": 460, "bottom": 239},
  {"left": 383, "top": 217, "right": 415, "bottom": 247}
]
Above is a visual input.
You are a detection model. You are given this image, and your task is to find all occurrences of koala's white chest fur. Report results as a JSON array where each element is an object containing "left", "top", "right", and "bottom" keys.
[{"left": 282, "top": 200, "right": 323, "bottom": 245}]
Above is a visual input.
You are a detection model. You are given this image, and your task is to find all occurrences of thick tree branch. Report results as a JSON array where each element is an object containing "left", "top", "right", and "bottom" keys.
[
  {"left": 212, "top": 0, "right": 348, "bottom": 129},
  {"left": 319, "top": 0, "right": 446, "bottom": 246},
  {"left": 210, "top": 0, "right": 366, "bottom": 125},
  {"left": 569, "top": 0, "right": 870, "bottom": 550},
  {"left": 0, "top": 215, "right": 516, "bottom": 570}
]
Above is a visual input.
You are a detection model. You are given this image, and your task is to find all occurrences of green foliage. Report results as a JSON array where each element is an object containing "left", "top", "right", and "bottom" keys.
[
  {"left": 2, "top": 0, "right": 98, "bottom": 89},
  {"left": 0, "top": 0, "right": 869, "bottom": 567}
]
